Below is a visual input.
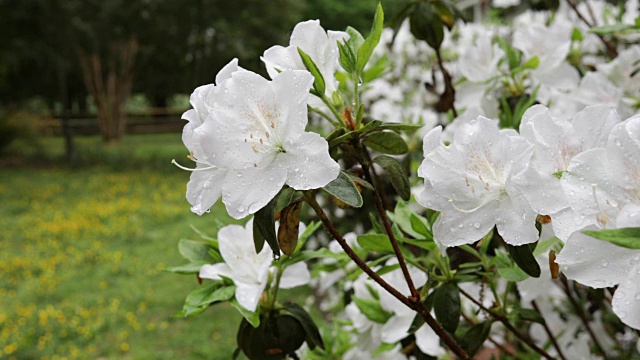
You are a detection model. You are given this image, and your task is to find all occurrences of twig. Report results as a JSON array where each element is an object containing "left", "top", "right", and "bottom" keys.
[
  {"left": 434, "top": 48, "right": 459, "bottom": 118},
  {"left": 565, "top": 0, "right": 618, "bottom": 58},
  {"left": 459, "top": 288, "right": 556, "bottom": 360},
  {"left": 531, "top": 300, "right": 568, "bottom": 360},
  {"left": 303, "top": 191, "right": 471, "bottom": 359}
]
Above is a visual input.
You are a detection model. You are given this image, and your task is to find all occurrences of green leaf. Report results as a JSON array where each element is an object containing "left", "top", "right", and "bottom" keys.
[
  {"left": 322, "top": 171, "right": 363, "bottom": 208},
  {"left": 253, "top": 193, "right": 281, "bottom": 256},
  {"left": 356, "top": 3, "right": 384, "bottom": 74},
  {"left": 183, "top": 283, "right": 236, "bottom": 316},
  {"left": 353, "top": 296, "right": 394, "bottom": 323},
  {"left": 345, "top": 26, "right": 365, "bottom": 53},
  {"left": 409, "top": 3, "right": 444, "bottom": 50},
  {"left": 297, "top": 47, "right": 326, "bottom": 95},
  {"left": 377, "top": 123, "right": 424, "bottom": 132},
  {"left": 179, "top": 239, "right": 215, "bottom": 263},
  {"left": 571, "top": 27, "right": 584, "bottom": 42},
  {"left": 282, "top": 302, "right": 325, "bottom": 350},
  {"left": 165, "top": 261, "right": 208, "bottom": 274},
  {"left": 337, "top": 40, "right": 356, "bottom": 74},
  {"left": 589, "top": 23, "right": 638, "bottom": 35},
  {"left": 506, "top": 243, "right": 541, "bottom": 278},
  {"left": 434, "top": 282, "right": 461, "bottom": 333},
  {"left": 363, "top": 131, "right": 409, "bottom": 155},
  {"left": 552, "top": 170, "right": 566, "bottom": 179},
  {"left": 277, "top": 201, "right": 303, "bottom": 256},
  {"left": 372, "top": 155, "right": 411, "bottom": 200},
  {"left": 230, "top": 298, "right": 260, "bottom": 327},
  {"left": 582, "top": 227, "right": 640, "bottom": 249},
  {"left": 345, "top": 172, "right": 374, "bottom": 191},
  {"left": 460, "top": 321, "right": 492, "bottom": 355},
  {"left": 522, "top": 56, "right": 539, "bottom": 70},
  {"left": 410, "top": 213, "right": 433, "bottom": 240},
  {"left": 518, "top": 308, "right": 545, "bottom": 324},
  {"left": 357, "top": 234, "right": 394, "bottom": 254},
  {"left": 498, "top": 267, "right": 529, "bottom": 282}
]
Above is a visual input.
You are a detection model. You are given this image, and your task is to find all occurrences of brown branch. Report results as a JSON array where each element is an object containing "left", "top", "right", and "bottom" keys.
[
  {"left": 357, "top": 146, "right": 420, "bottom": 301},
  {"left": 434, "top": 48, "right": 459, "bottom": 118},
  {"left": 303, "top": 191, "right": 471, "bottom": 359},
  {"left": 531, "top": 300, "right": 568, "bottom": 360},
  {"left": 459, "top": 288, "right": 555, "bottom": 360}
]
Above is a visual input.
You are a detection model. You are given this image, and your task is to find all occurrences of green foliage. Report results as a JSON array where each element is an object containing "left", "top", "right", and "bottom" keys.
[
  {"left": 506, "top": 243, "right": 541, "bottom": 278},
  {"left": 434, "top": 282, "right": 461, "bottom": 333},
  {"left": 254, "top": 193, "right": 282, "bottom": 255},
  {"left": 582, "top": 227, "right": 640, "bottom": 249},
  {"left": 362, "top": 131, "right": 409, "bottom": 155},
  {"left": 372, "top": 155, "right": 411, "bottom": 201},
  {"left": 322, "top": 171, "right": 364, "bottom": 208}
]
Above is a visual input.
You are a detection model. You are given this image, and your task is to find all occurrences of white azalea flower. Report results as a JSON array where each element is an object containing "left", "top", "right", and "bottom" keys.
[
  {"left": 262, "top": 20, "right": 348, "bottom": 105},
  {"left": 199, "top": 219, "right": 310, "bottom": 312},
  {"left": 512, "top": 104, "right": 620, "bottom": 240},
  {"left": 458, "top": 32, "right": 504, "bottom": 83},
  {"left": 192, "top": 69, "right": 340, "bottom": 219},
  {"left": 556, "top": 115, "right": 640, "bottom": 329},
  {"left": 418, "top": 116, "right": 537, "bottom": 253}
]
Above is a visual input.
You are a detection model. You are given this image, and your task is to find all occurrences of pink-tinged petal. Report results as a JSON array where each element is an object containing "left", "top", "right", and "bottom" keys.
[
  {"left": 271, "top": 70, "right": 314, "bottom": 139},
  {"left": 199, "top": 263, "right": 233, "bottom": 280},
  {"left": 415, "top": 324, "right": 446, "bottom": 357},
  {"left": 278, "top": 132, "right": 339, "bottom": 190},
  {"left": 235, "top": 282, "right": 268, "bottom": 312},
  {"left": 612, "top": 267, "right": 640, "bottom": 330},
  {"left": 279, "top": 262, "right": 311, "bottom": 289},
  {"left": 572, "top": 104, "right": 620, "bottom": 150},
  {"left": 221, "top": 165, "right": 287, "bottom": 219},
  {"left": 556, "top": 228, "right": 636, "bottom": 288},
  {"left": 495, "top": 192, "right": 539, "bottom": 245},
  {"left": 186, "top": 167, "right": 228, "bottom": 216}
]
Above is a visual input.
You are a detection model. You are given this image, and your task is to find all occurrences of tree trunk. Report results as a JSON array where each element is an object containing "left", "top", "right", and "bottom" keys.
[{"left": 78, "top": 39, "right": 138, "bottom": 144}]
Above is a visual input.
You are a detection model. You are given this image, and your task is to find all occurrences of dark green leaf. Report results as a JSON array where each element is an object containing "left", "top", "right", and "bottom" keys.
[
  {"left": 253, "top": 193, "right": 281, "bottom": 256},
  {"left": 230, "top": 298, "right": 260, "bottom": 327},
  {"left": 282, "top": 302, "right": 325, "bottom": 350},
  {"left": 410, "top": 213, "right": 432, "bottom": 240},
  {"left": 337, "top": 40, "right": 356, "bottom": 74},
  {"left": 298, "top": 47, "right": 326, "bottom": 95},
  {"left": 373, "top": 155, "right": 410, "bottom": 200},
  {"left": 409, "top": 3, "right": 444, "bottom": 50},
  {"left": 519, "top": 308, "right": 545, "bottom": 324},
  {"left": 506, "top": 243, "right": 541, "bottom": 278},
  {"left": 582, "top": 227, "right": 640, "bottom": 249},
  {"left": 179, "top": 239, "right": 215, "bottom": 263},
  {"left": 434, "top": 282, "right": 461, "bottom": 333},
  {"left": 460, "top": 321, "right": 492, "bottom": 355},
  {"left": 356, "top": 3, "right": 384, "bottom": 74},
  {"left": 322, "top": 171, "right": 363, "bottom": 208},
  {"left": 363, "top": 131, "right": 409, "bottom": 155},
  {"left": 378, "top": 123, "right": 424, "bottom": 132},
  {"left": 357, "top": 234, "right": 394, "bottom": 254},
  {"left": 345, "top": 172, "right": 374, "bottom": 191},
  {"left": 353, "top": 296, "right": 394, "bottom": 323}
]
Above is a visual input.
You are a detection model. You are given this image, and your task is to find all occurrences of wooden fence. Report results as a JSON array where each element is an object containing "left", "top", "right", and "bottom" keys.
[{"left": 42, "top": 108, "right": 187, "bottom": 136}]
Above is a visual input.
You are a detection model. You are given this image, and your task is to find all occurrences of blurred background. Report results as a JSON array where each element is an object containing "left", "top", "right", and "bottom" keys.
[{"left": 0, "top": 0, "right": 406, "bottom": 358}]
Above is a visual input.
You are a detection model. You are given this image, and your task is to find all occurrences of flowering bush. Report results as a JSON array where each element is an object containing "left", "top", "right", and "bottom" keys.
[{"left": 171, "top": 1, "right": 640, "bottom": 359}]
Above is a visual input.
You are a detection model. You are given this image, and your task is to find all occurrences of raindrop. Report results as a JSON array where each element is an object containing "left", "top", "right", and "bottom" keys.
[
  {"left": 473, "top": 222, "right": 481, "bottom": 229},
  {"left": 601, "top": 260, "right": 609, "bottom": 268}
]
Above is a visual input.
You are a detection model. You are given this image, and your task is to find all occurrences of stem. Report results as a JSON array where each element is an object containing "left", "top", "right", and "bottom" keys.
[
  {"left": 459, "top": 288, "right": 555, "bottom": 360},
  {"left": 531, "top": 300, "right": 568, "bottom": 360},
  {"left": 565, "top": 0, "right": 618, "bottom": 58},
  {"left": 358, "top": 147, "right": 420, "bottom": 301},
  {"left": 557, "top": 276, "right": 606, "bottom": 356},
  {"left": 320, "top": 94, "right": 346, "bottom": 128},
  {"left": 303, "top": 191, "right": 471, "bottom": 359},
  {"left": 308, "top": 105, "right": 340, "bottom": 127},
  {"left": 353, "top": 73, "right": 361, "bottom": 127},
  {"left": 434, "top": 48, "right": 459, "bottom": 118}
]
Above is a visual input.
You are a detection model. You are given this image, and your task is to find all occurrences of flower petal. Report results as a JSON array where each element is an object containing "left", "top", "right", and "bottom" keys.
[
  {"left": 199, "top": 263, "right": 233, "bottom": 280},
  {"left": 278, "top": 132, "right": 340, "bottom": 190},
  {"left": 572, "top": 104, "right": 620, "bottom": 150},
  {"left": 186, "top": 167, "right": 228, "bottom": 216},
  {"left": 270, "top": 70, "right": 314, "bottom": 139},
  {"left": 495, "top": 191, "right": 539, "bottom": 245},
  {"left": 221, "top": 165, "right": 287, "bottom": 219},
  {"left": 235, "top": 282, "right": 268, "bottom": 312},
  {"left": 380, "top": 313, "right": 413, "bottom": 343},
  {"left": 433, "top": 200, "right": 499, "bottom": 251},
  {"left": 612, "top": 268, "right": 640, "bottom": 330},
  {"left": 217, "top": 221, "right": 272, "bottom": 284},
  {"left": 279, "top": 262, "right": 311, "bottom": 289},
  {"left": 415, "top": 324, "right": 446, "bottom": 357}
]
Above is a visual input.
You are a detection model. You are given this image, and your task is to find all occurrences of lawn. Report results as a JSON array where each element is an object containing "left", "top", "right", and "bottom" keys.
[{"left": 0, "top": 134, "right": 248, "bottom": 359}]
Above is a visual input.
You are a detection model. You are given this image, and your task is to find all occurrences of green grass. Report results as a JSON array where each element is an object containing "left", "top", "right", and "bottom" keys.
[{"left": 0, "top": 134, "right": 249, "bottom": 359}]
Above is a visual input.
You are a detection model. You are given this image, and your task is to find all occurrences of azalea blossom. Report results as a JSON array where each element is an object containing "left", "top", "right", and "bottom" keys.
[
  {"left": 556, "top": 115, "right": 640, "bottom": 329},
  {"left": 418, "top": 116, "right": 537, "bottom": 253},
  {"left": 199, "top": 219, "right": 310, "bottom": 312},
  {"left": 190, "top": 69, "right": 340, "bottom": 219},
  {"left": 262, "top": 20, "right": 348, "bottom": 106},
  {"left": 512, "top": 104, "right": 620, "bottom": 241}
]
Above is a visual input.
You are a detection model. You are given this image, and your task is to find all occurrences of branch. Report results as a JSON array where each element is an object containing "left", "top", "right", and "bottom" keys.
[
  {"left": 303, "top": 191, "right": 471, "bottom": 359},
  {"left": 565, "top": 0, "right": 618, "bottom": 58},
  {"left": 531, "top": 300, "right": 568, "bottom": 360},
  {"left": 459, "top": 288, "right": 555, "bottom": 360}
]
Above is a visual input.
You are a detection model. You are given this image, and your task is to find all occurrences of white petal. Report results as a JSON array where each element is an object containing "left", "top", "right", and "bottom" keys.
[
  {"left": 617, "top": 204, "right": 640, "bottom": 228},
  {"left": 279, "top": 262, "right": 311, "bottom": 289},
  {"left": 278, "top": 132, "right": 340, "bottom": 190},
  {"left": 555, "top": 228, "right": 636, "bottom": 288},
  {"left": 612, "top": 268, "right": 640, "bottom": 330},
  {"left": 415, "top": 324, "right": 446, "bottom": 356},
  {"left": 420, "top": 125, "right": 443, "bottom": 159},
  {"left": 199, "top": 263, "right": 233, "bottom": 280},
  {"left": 235, "top": 282, "right": 268, "bottom": 312},
  {"left": 217, "top": 222, "right": 272, "bottom": 285},
  {"left": 495, "top": 192, "right": 539, "bottom": 245},
  {"left": 186, "top": 167, "right": 228, "bottom": 216},
  {"left": 572, "top": 104, "right": 620, "bottom": 150},
  {"left": 215, "top": 58, "right": 239, "bottom": 85},
  {"left": 221, "top": 165, "right": 287, "bottom": 219},
  {"left": 262, "top": 45, "right": 300, "bottom": 79},
  {"left": 433, "top": 200, "right": 499, "bottom": 250},
  {"left": 380, "top": 313, "right": 412, "bottom": 343},
  {"left": 536, "top": 62, "right": 580, "bottom": 90},
  {"left": 551, "top": 207, "right": 589, "bottom": 242},
  {"left": 271, "top": 70, "right": 314, "bottom": 139},
  {"left": 511, "top": 165, "right": 568, "bottom": 215}
]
